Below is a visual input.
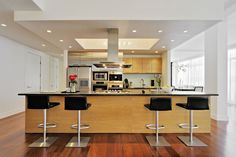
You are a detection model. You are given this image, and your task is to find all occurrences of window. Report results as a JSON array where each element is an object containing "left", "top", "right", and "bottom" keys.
[
  {"left": 228, "top": 48, "right": 236, "bottom": 105},
  {"left": 172, "top": 57, "right": 204, "bottom": 88}
]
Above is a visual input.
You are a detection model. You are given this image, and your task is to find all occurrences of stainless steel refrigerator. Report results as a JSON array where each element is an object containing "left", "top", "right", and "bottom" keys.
[{"left": 67, "top": 66, "right": 92, "bottom": 92}]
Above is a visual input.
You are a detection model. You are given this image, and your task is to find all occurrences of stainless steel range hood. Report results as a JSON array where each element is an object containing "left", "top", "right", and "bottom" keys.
[{"left": 93, "top": 28, "right": 132, "bottom": 68}]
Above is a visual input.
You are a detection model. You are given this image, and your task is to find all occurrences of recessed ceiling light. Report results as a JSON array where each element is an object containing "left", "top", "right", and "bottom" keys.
[
  {"left": 158, "top": 30, "right": 163, "bottom": 33},
  {"left": 42, "top": 44, "right": 46, "bottom": 47},
  {"left": 46, "top": 29, "right": 52, "bottom": 33},
  {"left": 171, "top": 39, "right": 175, "bottom": 42},
  {"left": 69, "top": 45, "right": 73, "bottom": 49},
  {"left": 155, "top": 51, "right": 158, "bottom": 53},
  {"left": 184, "top": 30, "right": 188, "bottom": 33},
  {"left": 131, "top": 51, "right": 135, "bottom": 53},
  {"left": 1, "top": 23, "right": 7, "bottom": 27},
  {"left": 162, "top": 46, "right": 166, "bottom": 49},
  {"left": 59, "top": 39, "right": 64, "bottom": 42},
  {"left": 132, "top": 30, "right": 137, "bottom": 33}
]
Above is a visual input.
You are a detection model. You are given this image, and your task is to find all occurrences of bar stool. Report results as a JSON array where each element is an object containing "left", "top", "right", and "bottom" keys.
[
  {"left": 27, "top": 95, "right": 60, "bottom": 147},
  {"left": 64, "top": 96, "right": 91, "bottom": 147},
  {"left": 176, "top": 97, "right": 209, "bottom": 146},
  {"left": 144, "top": 97, "right": 172, "bottom": 146}
]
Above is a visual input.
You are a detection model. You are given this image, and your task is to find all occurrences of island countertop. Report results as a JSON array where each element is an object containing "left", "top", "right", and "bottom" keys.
[{"left": 18, "top": 91, "right": 218, "bottom": 96}]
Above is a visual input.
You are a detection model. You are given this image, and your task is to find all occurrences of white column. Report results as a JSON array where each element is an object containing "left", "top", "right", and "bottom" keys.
[
  {"left": 62, "top": 50, "right": 68, "bottom": 89},
  {"left": 162, "top": 51, "right": 171, "bottom": 87},
  {"left": 204, "top": 21, "right": 228, "bottom": 121}
]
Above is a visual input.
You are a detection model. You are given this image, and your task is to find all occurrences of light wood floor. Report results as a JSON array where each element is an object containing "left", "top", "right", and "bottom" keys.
[{"left": 0, "top": 112, "right": 236, "bottom": 157}]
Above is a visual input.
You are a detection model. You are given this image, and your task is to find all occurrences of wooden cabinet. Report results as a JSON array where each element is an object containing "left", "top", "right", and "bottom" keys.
[
  {"left": 123, "top": 58, "right": 133, "bottom": 73},
  {"left": 123, "top": 57, "right": 162, "bottom": 74},
  {"left": 142, "top": 58, "right": 152, "bottom": 73},
  {"left": 151, "top": 58, "right": 162, "bottom": 73},
  {"left": 132, "top": 58, "right": 143, "bottom": 73}
]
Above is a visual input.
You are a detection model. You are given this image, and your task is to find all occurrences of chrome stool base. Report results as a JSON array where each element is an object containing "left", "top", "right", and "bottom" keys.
[
  {"left": 146, "top": 136, "right": 171, "bottom": 146},
  {"left": 29, "top": 137, "right": 58, "bottom": 147},
  {"left": 66, "top": 136, "right": 90, "bottom": 147},
  {"left": 177, "top": 136, "right": 207, "bottom": 147}
]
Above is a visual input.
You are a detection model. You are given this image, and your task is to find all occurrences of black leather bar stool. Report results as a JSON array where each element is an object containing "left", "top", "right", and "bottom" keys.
[
  {"left": 27, "top": 95, "right": 60, "bottom": 147},
  {"left": 144, "top": 97, "right": 172, "bottom": 146},
  {"left": 176, "top": 97, "right": 209, "bottom": 146},
  {"left": 64, "top": 97, "right": 91, "bottom": 147}
]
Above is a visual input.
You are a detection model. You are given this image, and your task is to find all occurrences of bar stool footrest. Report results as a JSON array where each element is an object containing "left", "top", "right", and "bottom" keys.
[
  {"left": 38, "top": 123, "right": 57, "bottom": 128},
  {"left": 145, "top": 124, "right": 165, "bottom": 130},
  {"left": 178, "top": 123, "right": 198, "bottom": 129},
  {"left": 71, "top": 124, "right": 90, "bottom": 129}
]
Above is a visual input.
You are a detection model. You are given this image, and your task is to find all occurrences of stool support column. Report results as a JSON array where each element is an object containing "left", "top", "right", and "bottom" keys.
[
  {"left": 78, "top": 111, "right": 81, "bottom": 146},
  {"left": 43, "top": 109, "right": 47, "bottom": 144},
  {"left": 155, "top": 111, "right": 159, "bottom": 143},
  {"left": 189, "top": 110, "right": 193, "bottom": 143}
]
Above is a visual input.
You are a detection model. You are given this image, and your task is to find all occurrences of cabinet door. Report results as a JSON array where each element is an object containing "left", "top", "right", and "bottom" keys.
[
  {"left": 151, "top": 58, "right": 162, "bottom": 73},
  {"left": 123, "top": 58, "right": 133, "bottom": 73},
  {"left": 142, "top": 58, "right": 152, "bottom": 73},
  {"left": 132, "top": 58, "right": 143, "bottom": 73}
]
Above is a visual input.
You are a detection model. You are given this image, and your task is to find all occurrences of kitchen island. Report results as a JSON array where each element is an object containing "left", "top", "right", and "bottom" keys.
[{"left": 19, "top": 91, "right": 217, "bottom": 134}]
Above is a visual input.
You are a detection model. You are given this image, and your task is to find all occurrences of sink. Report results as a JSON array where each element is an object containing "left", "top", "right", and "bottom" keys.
[{"left": 61, "top": 91, "right": 80, "bottom": 93}]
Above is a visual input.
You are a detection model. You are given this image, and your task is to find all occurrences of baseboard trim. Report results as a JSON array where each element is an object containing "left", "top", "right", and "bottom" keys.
[{"left": 0, "top": 107, "right": 25, "bottom": 119}]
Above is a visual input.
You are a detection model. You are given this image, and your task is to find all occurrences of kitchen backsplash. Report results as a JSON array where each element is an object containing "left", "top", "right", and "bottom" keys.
[{"left": 123, "top": 74, "right": 161, "bottom": 88}]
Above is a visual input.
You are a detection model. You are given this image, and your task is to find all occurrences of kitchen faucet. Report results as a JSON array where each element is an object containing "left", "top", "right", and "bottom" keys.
[{"left": 140, "top": 79, "right": 145, "bottom": 87}]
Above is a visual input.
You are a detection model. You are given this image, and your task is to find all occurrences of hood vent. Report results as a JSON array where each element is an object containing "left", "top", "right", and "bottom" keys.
[{"left": 93, "top": 28, "right": 132, "bottom": 68}]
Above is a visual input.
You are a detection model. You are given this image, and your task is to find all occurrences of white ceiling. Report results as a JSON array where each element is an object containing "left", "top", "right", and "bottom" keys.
[
  {"left": 0, "top": 0, "right": 40, "bottom": 11},
  {"left": 17, "top": 20, "right": 217, "bottom": 53},
  {"left": 0, "top": 0, "right": 234, "bottom": 56}
]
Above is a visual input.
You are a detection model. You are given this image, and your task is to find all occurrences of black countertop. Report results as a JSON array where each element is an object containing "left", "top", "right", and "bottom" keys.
[{"left": 18, "top": 91, "right": 218, "bottom": 96}]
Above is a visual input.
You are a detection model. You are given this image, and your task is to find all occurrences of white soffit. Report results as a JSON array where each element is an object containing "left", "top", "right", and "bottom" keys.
[{"left": 75, "top": 38, "right": 159, "bottom": 50}]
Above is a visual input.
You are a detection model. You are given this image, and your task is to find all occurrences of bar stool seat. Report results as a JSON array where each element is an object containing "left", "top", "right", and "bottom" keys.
[
  {"left": 177, "top": 97, "right": 209, "bottom": 147},
  {"left": 144, "top": 97, "right": 172, "bottom": 147},
  {"left": 27, "top": 95, "right": 60, "bottom": 147},
  {"left": 64, "top": 96, "right": 91, "bottom": 147}
]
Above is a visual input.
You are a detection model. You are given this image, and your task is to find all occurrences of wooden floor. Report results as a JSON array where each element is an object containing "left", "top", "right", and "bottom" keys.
[{"left": 0, "top": 112, "right": 236, "bottom": 157}]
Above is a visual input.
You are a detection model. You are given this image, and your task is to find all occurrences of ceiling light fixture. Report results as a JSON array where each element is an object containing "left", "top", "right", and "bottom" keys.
[
  {"left": 59, "top": 39, "right": 64, "bottom": 42},
  {"left": 42, "top": 44, "right": 46, "bottom": 47},
  {"left": 46, "top": 29, "right": 52, "bottom": 33},
  {"left": 158, "top": 30, "right": 163, "bottom": 33},
  {"left": 171, "top": 39, "right": 175, "bottom": 42},
  {"left": 162, "top": 46, "right": 166, "bottom": 49},
  {"left": 1, "top": 23, "right": 7, "bottom": 27},
  {"left": 132, "top": 30, "right": 137, "bottom": 33},
  {"left": 184, "top": 30, "right": 188, "bottom": 33},
  {"left": 69, "top": 45, "right": 73, "bottom": 49}
]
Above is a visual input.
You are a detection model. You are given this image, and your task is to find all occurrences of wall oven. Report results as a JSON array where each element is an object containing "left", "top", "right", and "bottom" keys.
[
  {"left": 93, "top": 71, "right": 108, "bottom": 81},
  {"left": 92, "top": 82, "right": 108, "bottom": 91}
]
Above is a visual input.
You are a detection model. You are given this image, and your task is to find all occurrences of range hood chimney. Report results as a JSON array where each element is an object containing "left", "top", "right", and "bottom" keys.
[{"left": 93, "top": 28, "right": 132, "bottom": 68}]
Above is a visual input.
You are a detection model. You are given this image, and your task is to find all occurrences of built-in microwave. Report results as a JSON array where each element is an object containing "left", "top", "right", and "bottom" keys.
[
  {"left": 93, "top": 71, "right": 108, "bottom": 81},
  {"left": 109, "top": 74, "right": 122, "bottom": 81}
]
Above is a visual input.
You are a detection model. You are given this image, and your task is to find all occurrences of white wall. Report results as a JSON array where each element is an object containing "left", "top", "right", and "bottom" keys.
[
  {"left": 227, "top": 10, "right": 236, "bottom": 47},
  {"left": 0, "top": 35, "right": 59, "bottom": 119}
]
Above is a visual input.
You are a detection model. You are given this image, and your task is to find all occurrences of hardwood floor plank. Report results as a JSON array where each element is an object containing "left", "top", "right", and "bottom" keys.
[{"left": 0, "top": 112, "right": 236, "bottom": 157}]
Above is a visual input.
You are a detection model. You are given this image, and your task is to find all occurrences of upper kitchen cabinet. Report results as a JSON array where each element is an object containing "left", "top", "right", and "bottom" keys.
[
  {"left": 123, "top": 57, "right": 162, "bottom": 74},
  {"left": 123, "top": 58, "right": 133, "bottom": 73},
  {"left": 151, "top": 58, "right": 162, "bottom": 73},
  {"left": 142, "top": 58, "right": 152, "bottom": 73},
  {"left": 132, "top": 58, "right": 143, "bottom": 73}
]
